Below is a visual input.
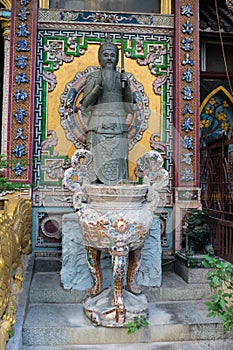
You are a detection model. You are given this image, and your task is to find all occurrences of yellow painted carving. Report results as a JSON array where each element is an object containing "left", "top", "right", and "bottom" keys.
[
  {"left": 0, "top": 0, "right": 11, "bottom": 8},
  {"left": 0, "top": 19, "right": 10, "bottom": 36},
  {"left": 0, "top": 198, "right": 32, "bottom": 350},
  {"left": 0, "top": 0, "right": 11, "bottom": 36},
  {"left": 39, "top": 0, "right": 49, "bottom": 8},
  {"left": 160, "top": 0, "right": 172, "bottom": 14},
  {"left": 0, "top": 320, "right": 11, "bottom": 350}
]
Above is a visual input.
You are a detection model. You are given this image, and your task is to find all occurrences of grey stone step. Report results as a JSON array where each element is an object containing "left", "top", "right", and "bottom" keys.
[
  {"left": 34, "top": 256, "right": 62, "bottom": 273},
  {"left": 22, "top": 300, "right": 232, "bottom": 347},
  {"left": 29, "top": 271, "right": 211, "bottom": 304},
  {"left": 22, "top": 340, "right": 233, "bottom": 350}
]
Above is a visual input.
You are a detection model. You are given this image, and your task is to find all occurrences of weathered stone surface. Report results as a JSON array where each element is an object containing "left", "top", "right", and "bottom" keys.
[
  {"left": 29, "top": 270, "right": 211, "bottom": 304},
  {"left": 175, "top": 257, "right": 212, "bottom": 284},
  {"left": 60, "top": 213, "right": 111, "bottom": 290},
  {"left": 22, "top": 300, "right": 232, "bottom": 347},
  {"left": 61, "top": 213, "right": 162, "bottom": 290},
  {"left": 137, "top": 216, "right": 162, "bottom": 287},
  {"left": 22, "top": 340, "right": 233, "bottom": 350},
  {"left": 83, "top": 288, "right": 148, "bottom": 327},
  {"left": 20, "top": 267, "right": 233, "bottom": 349},
  {"left": 6, "top": 254, "right": 34, "bottom": 350}
]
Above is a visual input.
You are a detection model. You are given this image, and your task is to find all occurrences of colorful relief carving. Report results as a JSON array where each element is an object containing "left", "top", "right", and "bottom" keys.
[
  {"left": 39, "top": 35, "right": 169, "bottom": 186},
  {"left": 59, "top": 65, "right": 150, "bottom": 150},
  {"left": 41, "top": 36, "right": 168, "bottom": 153},
  {"left": 0, "top": 199, "right": 32, "bottom": 350},
  {"left": 33, "top": 20, "right": 173, "bottom": 253},
  {"left": 33, "top": 27, "right": 173, "bottom": 188},
  {"left": 39, "top": 130, "right": 68, "bottom": 186},
  {"left": 57, "top": 10, "right": 163, "bottom": 27}
]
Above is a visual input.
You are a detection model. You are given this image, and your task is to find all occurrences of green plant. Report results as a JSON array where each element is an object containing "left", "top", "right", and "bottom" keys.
[
  {"left": 0, "top": 154, "right": 31, "bottom": 192},
  {"left": 124, "top": 315, "right": 149, "bottom": 334},
  {"left": 8, "top": 329, "right": 14, "bottom": 338},
  {"left": 0, "top": 154, "right": 8, "bottom": 168},
  {"left": 0, "top": 177, "right": 29, "bottom": 191},
  {"left": 203, "top": 255, "right": 233, "bottom": 332}
]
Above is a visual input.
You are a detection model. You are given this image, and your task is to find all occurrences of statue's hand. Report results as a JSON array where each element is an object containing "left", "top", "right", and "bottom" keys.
[
  {"left": 97, "top": 70, "right": 102, "bottom": 87},
  {"left": 77, "top": 104, "right": 84, "bottom": 112},
  {"left": 121, "top": 72, "right": 128, "bottom": 87}
]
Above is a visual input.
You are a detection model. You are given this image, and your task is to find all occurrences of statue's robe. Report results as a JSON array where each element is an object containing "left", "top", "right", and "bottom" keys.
[{"left": 80, "top": 69, "right": 133, "bottom": 184}]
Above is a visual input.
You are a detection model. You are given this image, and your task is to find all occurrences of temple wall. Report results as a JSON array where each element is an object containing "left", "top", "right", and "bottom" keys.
[
  {"left": 1, "top": 2, "right": 204, "bottom": 259},
  {"left": 31, "top": 9, "right": 174, "bottom": 255}
]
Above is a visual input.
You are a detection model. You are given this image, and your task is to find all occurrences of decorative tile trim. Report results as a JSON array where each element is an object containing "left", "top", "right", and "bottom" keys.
[
  {"left": 155, "top": 208, "right": 173, "bottom": 250},
  {"left": 33, "top": 30, "right": 174, "bottom": 190},
  {"left": 32, "top": 206, "right": 74, "bottom": 251},
  {"left": 38, "top": 9, "right": 174, "bottom": 29},
  {"left": 175, "top": 187, "right": 201, "bottom": 202}
]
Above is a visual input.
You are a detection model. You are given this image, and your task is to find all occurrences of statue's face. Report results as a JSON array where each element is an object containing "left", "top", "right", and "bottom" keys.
[{"left": 99, "top": 48, "right": 118, "bottom": 68}]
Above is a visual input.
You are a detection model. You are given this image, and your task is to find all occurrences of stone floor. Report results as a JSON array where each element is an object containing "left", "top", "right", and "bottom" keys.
[{"left": 6, "top": 254, "right": 233, "bottom": 350}]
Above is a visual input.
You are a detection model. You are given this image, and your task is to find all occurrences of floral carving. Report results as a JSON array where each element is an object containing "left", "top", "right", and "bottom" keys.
[
  {"left": 200, "top": 90, "right": 233, "bottom": 146},
  {"left": 152, "top": 75, "right": 168, "bottom": 95},
  {"left": 43, "top": 71, "right": 57, "bottom": 92},
  {"left": 137, "top": 46, "right": 167, "bottom": 95},
  {"left": 113, "top": 218, "right": 129, "bottom": 233}
]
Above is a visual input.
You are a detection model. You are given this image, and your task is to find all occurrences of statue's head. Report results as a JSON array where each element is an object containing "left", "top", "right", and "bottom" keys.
[{"left": 98, "top": 38, "right": 119, "bottom": 67}]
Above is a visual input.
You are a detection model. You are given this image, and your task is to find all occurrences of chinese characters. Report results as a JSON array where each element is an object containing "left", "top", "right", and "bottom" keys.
[
  {"left": 180, "top": 2, "right": 196, "bottom": 182},
  {"left": 9, "top": 0, "right": 35, "bottom": 179}
]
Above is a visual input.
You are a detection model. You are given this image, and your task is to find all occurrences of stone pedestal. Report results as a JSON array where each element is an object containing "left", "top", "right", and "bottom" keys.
[
  {"left": 175, "top": 252, "right": 212, "bottom": 284},
  {"left": 83, "top": 288, "right": 148, "bottom": 327}
]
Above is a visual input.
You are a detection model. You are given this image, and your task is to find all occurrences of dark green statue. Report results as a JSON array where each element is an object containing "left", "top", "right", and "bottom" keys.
[
  {"left": 79, "top": 39, "right": 134, "bottom": 185},
  {"left": 182, "top": 209, "right": 211, "bottom": 255}
]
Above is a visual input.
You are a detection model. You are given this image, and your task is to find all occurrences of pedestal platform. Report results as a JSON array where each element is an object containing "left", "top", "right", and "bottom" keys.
[
  {"left": 83, "top": 288, "right": 148, "bottom": 327},
  {"left": 175, "top": 252, "right": 212, "bottom": 284}
]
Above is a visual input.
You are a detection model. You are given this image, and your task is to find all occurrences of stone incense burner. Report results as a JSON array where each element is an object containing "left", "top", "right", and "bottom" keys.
[{"left": 63, "top": 149, "right": 168, "bottom": 326}]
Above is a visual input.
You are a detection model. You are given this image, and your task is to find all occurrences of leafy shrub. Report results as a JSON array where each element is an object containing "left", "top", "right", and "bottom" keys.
[
  {"left": 203, "top": 255, "right": 233, "bottom": 332},
  {"left": 124, "top": 315, "right": 149, "bottom": 334}
]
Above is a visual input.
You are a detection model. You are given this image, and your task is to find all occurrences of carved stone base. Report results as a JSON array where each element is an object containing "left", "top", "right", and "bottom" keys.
[
  {"left": 175, "top": 252, "right": 211, "bottom": 283},
  {"left": 83, "top": 288, "right": 148, "bottom": 327}
]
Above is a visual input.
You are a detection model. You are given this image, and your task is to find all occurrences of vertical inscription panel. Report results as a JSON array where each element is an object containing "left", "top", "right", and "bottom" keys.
[
  {"left": 7, "top": 0, "right": 37, "bottom": 182},
  {"left": 174, "top": 0, "right": 200, "bottom": 188}
]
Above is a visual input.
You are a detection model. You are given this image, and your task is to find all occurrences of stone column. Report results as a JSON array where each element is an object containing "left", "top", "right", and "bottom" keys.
[{"left": 173, "top": 0, "right": 201, "bottom": 251}]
